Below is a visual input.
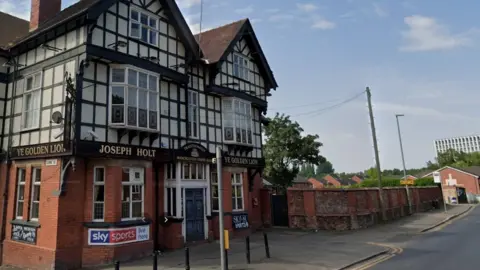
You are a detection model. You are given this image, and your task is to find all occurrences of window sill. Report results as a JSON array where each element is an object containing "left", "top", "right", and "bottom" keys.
[
  {"left": 109, "top": 124, "right": 159, "bottom": 133},
  {"left": 163, "top": 216, "right": 183, "bottom": 223},
  {"left": 10, "top": 219, "right": 41, "bottom": 228},
  {"left": 211, "top": 211, "right": 232, "bottom": 216},
  {"left": 83, "top": 218, "right": 151, "bottom": 228},
  {"left": 20, "top": 127, "right": 40, "bottom": 133}
]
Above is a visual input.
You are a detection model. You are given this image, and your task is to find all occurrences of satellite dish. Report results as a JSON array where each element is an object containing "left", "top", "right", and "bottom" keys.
[{"left": 51, "top": 111, "right": 64, "bottom": 124}]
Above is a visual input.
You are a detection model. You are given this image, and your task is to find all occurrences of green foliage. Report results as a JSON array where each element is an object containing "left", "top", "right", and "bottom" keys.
[
  {"left": 414, "top": 177, "right": 435, "bottom": 186},
  {"left": 345, "top": 177, "right": 435, "bottom": 188},
  {"left": 263, "top": 113, "right": 325, "bottom": 188},
  {"left": 425, "top": 149, "right": 480, "bottom": 169}
]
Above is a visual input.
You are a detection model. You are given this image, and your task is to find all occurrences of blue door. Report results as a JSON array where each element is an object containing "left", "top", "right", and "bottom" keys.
[{"left": 185, "top": 188, "right": 205, "bottom": 242}]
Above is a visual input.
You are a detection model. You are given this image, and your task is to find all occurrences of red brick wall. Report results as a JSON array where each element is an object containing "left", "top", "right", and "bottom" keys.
[
  {"left": 30, "top": 0, "right": 61, "bottom": 30},
  {"left": 438, "top": 167, "right": 480, "bottom": 195},
  {"left": 287, "top": 186, "right": 442, "bottom": 230},
  {"left": 3, "top": 160, "right": 62, "bottom": 269}
]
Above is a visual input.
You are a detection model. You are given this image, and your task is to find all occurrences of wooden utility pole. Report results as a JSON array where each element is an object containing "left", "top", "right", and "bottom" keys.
[{"left": 366, "top": 87, "right": 387, "bottom": 221}]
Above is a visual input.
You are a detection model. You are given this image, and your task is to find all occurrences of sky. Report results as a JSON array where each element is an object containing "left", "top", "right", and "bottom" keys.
[{"left": 2, "top": 0, "right": 480, "bottom": 173}]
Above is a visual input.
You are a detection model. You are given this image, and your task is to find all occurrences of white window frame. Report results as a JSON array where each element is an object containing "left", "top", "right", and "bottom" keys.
[
  {"left": 211, "top": 172, "right": 219, "bottom": 212},
  {"left": 15, "top": 168, "right": 26, "bottom": 220},
  {"left": 181, "top": 163, "right": 206, "bottom": 180},
  {"left": 121, "top": 167, "right": 145, "bottom": 221},
  {"left": 188, "top": 91, "right": 199, "bottom": 138},
  {"left": 93, "top": 167, "right": 105, "bottom": 222},
  {"left": 29, "top": 168, "right": 41, "bottom": 221},
  {"left": 21, "top": 71, "right": 42, "bottom": 131},
  {"left": 109, "top": 65, "right": 160, "bottom": 131},
  {"left": 129, "top": 8, "right": 159, "bottom": 46},
  {"left": 231, "top": 173, "right": 244, "bottom": 211},
  {"left": 222, "top": 98, "right": 254, "bottom": 145},
  {"left": 233, "top": 53, "right": 249, "bottom": 81}
]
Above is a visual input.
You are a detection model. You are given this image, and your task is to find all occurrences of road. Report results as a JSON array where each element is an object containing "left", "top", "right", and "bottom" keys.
[{"left": 371, "top": 205, "right": 479, "bottom": 270}]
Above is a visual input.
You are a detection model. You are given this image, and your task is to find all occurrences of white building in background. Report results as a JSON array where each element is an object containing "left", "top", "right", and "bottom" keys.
[{"left": 434, "top": 135, "right": 480, "bottom": 155}]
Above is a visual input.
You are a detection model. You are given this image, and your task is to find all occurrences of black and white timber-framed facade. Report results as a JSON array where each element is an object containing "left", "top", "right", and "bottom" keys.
[{"left": 0, "top": 0, "right": 277, "bottom": 268}]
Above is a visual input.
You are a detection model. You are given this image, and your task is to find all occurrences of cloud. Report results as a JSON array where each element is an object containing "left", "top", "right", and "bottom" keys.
[
  {"left": 235, "top": 5, "right": 254, "bottom": 15},
  {"left": 268, "top": 14, "right": 296, "bottom": 22},
  {"left": 266, "top": 8, "right": 280, "bottom": 14},
  {"left": 311, "top": 17, "right": 335, "bottom": 30},
  {"left": 250, "top": 18, "right": 263, "bottom": 24},
  {"left": 176, "top": 0, "right": 201, "bottom": 9},
  {"left": 297, "top": 3, "right": 318, "bottom": 12},
  {"left": 372, "top": 102, "right": 474, "bottom": 121},
  {"left": 400, "top": 15, "right": 474, "bottom": 52},
  {"left": 372, "top": 3, "right": 388, "bottom": 18},
  {"left": 0, "top": 0, "right": 30, "bottom": 20}
]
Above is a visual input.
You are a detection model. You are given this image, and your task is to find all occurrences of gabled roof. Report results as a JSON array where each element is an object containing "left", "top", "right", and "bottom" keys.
[
  {"left": 0, "top": 12, "right": 29, "bottom": 48},
  {"left": 195, "top": 18, "right": 278, "bottom": 89},
  {"left": 3, "top": 0, "right": 200, "bottom": 59},
  {"left": 422, "top": 166, "right": 480, "bottom": 178}
]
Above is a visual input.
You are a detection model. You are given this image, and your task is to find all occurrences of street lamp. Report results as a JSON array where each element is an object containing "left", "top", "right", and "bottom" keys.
[{"left": 395, "top": 114, "right": 411, "bottom": 214}]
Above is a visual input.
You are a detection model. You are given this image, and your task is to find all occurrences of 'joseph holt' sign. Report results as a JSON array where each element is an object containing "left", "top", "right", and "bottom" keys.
[{"left": 88, "top": 225, "right": 149, "bottom": 245}]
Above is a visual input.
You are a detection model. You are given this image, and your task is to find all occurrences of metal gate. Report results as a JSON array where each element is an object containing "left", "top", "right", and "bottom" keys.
[{"left": 271, "top": 194, "right": 289, "bottom": 227}]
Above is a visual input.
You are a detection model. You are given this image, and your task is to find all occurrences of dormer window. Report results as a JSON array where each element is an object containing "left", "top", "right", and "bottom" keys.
[
  {"left": 110, "top": 66, "right": 159, "bottom": 131},
  {"left": 222, "top": 98, "right": 253, "bottom": 145},
  {"left": 233, "top": 53, "right": 249, "bottom": 81},
  {"left": 130, "top": 9, "right": 158, "bottom": 46}
]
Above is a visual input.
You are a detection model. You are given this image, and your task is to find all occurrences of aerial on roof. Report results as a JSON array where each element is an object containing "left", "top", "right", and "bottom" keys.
[{"left": 0, "top": 12, "right": 29, "bottom": 49}]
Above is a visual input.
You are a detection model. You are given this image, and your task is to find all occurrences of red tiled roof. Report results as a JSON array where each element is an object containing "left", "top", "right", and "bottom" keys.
[{"left": 194, "top": 19, "right": 247, "bottom": 63}]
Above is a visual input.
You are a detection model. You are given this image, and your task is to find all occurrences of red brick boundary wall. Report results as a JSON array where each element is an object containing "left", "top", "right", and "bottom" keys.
[{"left": 287, "top": 186, "right": 442, "bottom": 230}]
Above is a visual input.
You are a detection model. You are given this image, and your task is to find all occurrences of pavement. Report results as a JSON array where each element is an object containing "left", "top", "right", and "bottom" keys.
[
  {"left": 369, "top": 204, "right": 479, "bottom": 270},
  {"left": 89, "top": 203, "right": 473, "bottom": 270}
]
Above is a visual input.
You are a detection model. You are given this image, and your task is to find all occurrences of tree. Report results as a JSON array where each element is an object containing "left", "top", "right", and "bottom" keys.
[
  {"left": 316, "top": 160, "right": 334, "bottom": 177},
  {"left": 263, "top": 113, "right": 325, "bottom": 188}
]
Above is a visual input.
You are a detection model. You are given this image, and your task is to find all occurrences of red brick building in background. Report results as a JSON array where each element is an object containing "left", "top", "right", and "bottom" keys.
[
  {"left": 0, "top": 0, "right": 276, "bottom": 269},
  {"left": 423, "top": 166, "right": 480, "bottom": 201}
]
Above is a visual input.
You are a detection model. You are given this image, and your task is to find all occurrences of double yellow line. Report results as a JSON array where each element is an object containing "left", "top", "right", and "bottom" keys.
[{"left": 351, "top": 243, "right": 403, "bottom": 270}]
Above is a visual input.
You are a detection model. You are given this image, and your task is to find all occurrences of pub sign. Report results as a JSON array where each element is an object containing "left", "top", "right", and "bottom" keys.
[{"left": 11, "top": 224, "right": 37, "bottom": 244}]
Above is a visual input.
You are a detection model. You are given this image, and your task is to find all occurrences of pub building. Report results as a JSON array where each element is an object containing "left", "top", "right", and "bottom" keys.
[{"left": 0, "top": 0, "right": 277, "bottom": 269}]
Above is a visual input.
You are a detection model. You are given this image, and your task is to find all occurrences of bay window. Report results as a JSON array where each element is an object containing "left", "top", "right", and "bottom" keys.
[
  {"left": 110, "top": 66, "right": 159, "bottom": 130},
  {"left": 93, "top": 167, "right": 105, "bottom": 221},
  {"left": 231, "top": 173, "right": 244, "bottom": 211},
  {"left": 121, "top": 168, "right": 144, "bottom": 220},
  {"left": 22, "top": 72, "right": 42, "bottom": 130},
  {"left": 222, "top": 98, "right": 253, "bottom": 144},
  {"left": 130, "top": 9, "right": 158, "bottom": 45},
  {"left": 233, "top": 53, "right": 249, "bottom": 80}
]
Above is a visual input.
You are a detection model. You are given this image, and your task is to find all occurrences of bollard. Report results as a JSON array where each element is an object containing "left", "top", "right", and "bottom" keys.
[
  {"left": 114, "top": 261, "right": 120, "bottom": 270},
  {"left": 245, "top": 236, "right": 251, "bottom": 264},
  {"left": 263, "top": 232, "right": 270, "bottom": 259},
  {"left": 224, "top": 249, "right": 229, "bottom": 270},
  {"left": 153, "top": 251, "right": 158, "bottom": 270},
  {"left": 185, "top": 247, "right": 190, "bottom": 270}
]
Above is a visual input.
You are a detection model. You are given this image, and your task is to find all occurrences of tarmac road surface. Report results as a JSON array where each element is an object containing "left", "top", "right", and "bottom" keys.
[{"left": 371, "top": 205, "right": 478, "bottom": 270}]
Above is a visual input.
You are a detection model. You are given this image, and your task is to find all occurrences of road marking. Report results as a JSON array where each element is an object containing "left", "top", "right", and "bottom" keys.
[{"left": 342, "top": 242, "right": 403, "bottom": 270}]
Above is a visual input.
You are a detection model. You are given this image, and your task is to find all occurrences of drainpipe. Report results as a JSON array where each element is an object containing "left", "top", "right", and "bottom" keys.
[
  {"left": 1, "top": 55, "right": 19, "bottom": 247},
  {"left": 154, "top": 165, "right": 159, "bottom": 251}
]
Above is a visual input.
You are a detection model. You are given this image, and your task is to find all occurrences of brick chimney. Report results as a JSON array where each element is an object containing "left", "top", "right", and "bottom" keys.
[{"left": 30, "top": 0, "right": 62, "bottom": 31}]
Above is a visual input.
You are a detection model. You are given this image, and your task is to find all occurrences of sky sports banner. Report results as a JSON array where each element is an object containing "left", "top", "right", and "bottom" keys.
[{"left": 88, "top": 225, "right": 149, "bottom": 246}]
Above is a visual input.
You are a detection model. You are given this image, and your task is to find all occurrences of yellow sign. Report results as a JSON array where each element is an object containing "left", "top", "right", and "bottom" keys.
[
  {"left": 401, "top": 179, "right": 414, "bottom": 185},
  {"left": 224, "top": 230, "right": 230, "bottom": 250},
  {"left": 12, "top": 143, "right": 67, "bottom": 158}
]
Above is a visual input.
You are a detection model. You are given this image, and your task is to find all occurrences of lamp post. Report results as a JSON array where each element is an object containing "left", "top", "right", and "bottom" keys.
[{"left": 395, "top": 114, "right": 411, "bottom": 214}]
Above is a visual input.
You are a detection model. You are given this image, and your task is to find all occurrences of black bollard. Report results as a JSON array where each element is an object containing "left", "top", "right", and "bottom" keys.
[
  {"left": 114, "top": 261, "right": 120, "bottom": 270},
  {"left": 263, "top": 232, "right": 270, "bottom": 259},
  {"left": 185, "top": 247, "right": 190, "bottom": 270},
  {"left": 224, "top": 249, "right": 229, "bottom": 270},
  {"left": 153, "top": 251, "right": 158, "bottom": 270},
  {"left": 245, "top": 236, "right": 251, "bottom": 264}
]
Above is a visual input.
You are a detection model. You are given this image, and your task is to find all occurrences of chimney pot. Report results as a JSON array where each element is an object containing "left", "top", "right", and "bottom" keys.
[{"left": 30, "top": 0, "right": 62, "bottom": 32}]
